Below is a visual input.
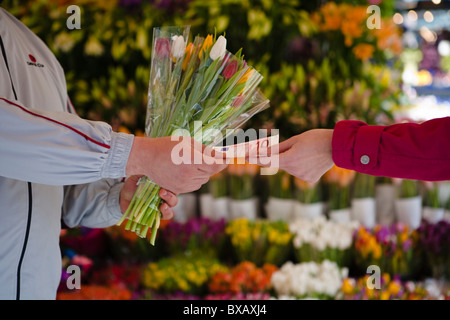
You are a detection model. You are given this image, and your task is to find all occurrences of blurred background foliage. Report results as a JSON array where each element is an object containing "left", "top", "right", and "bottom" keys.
[{"left": 2, "top": 0, "right": 403, "bottom": 139}]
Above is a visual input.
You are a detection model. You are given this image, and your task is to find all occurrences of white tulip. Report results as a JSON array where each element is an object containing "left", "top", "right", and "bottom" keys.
[
  {"left": 171, "top": 35, "right": 186, "bottom": 59},
  {"left": 209, "top": 35, "right": 227, "bottom": 60}
]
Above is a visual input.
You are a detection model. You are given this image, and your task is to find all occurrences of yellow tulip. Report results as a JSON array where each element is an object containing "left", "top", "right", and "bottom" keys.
[{"left": 198, "top": 34, "right": 213, "bottom": 59}]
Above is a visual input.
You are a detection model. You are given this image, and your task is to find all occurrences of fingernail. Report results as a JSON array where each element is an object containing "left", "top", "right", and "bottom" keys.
[
  {"left": 162, "top": 203, "right": 168, "bottom": 211},
  {"left": 161, "top": 190, "right": 167, "bottom": 196}
]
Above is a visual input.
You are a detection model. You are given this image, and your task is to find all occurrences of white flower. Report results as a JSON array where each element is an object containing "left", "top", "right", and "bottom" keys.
[
  {"left": 209, "top": 35, "right": 227, "bottom": 60},
  {"left": 84, "top": 37, "right": 104, "bottom": 56},
  {"left": 54, "top": 32, "right": 75, "bottom": 53},
  {"left": 171, "top": 35, "right": 186, "bottom": 59},
  {"left": 272, "top": 260, "right": 345, "bottom": 299}
]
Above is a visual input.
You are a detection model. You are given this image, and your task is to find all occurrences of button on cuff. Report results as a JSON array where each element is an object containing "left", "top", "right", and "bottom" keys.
[{"left": 360, "top": 155, "right": 370, "bottom": 165}]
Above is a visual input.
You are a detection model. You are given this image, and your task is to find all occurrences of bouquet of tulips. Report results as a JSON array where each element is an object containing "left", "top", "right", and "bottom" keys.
[{"left": 116, "top": 26, "right": 270, "bottom": 244}]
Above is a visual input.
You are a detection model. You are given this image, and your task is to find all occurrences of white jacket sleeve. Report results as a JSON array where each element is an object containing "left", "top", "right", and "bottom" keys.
[
  {"left": 62, "top": 178, "right": 125, "bottom": 228},
  {"left": 0, "top": 96, "right": 134, "bottom": 185}
]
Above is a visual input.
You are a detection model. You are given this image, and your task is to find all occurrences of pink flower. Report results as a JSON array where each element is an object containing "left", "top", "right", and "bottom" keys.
[
  {"left": 155, "top": 38, "right": 170, "bottom": 57},
  {"left": 223, "top": 60, "right": 238, "bottom": 79}
]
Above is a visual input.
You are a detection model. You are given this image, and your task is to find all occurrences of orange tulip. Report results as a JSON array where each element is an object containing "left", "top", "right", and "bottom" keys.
[{"left": 353, "top": 43, "right": 375, "bottom": 62}]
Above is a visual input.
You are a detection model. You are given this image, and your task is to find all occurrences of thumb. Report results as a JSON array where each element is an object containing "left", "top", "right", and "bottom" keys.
[{"left": 245, "top": 137, "right": 293, "bottom": 164}]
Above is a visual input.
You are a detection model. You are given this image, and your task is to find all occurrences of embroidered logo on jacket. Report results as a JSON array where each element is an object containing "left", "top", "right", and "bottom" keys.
[{"left": 27, "top": 54, "right": 44, "bottom": 68}]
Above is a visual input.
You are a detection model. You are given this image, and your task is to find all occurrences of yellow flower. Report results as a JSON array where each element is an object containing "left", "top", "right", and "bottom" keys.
[
  {"left": 399, "top": 231, "right": 409, "bottom": 244},
  {"left": 342, "top": 278, "right": 354, "bottom": 295},
  {"left": 53, "top": 31, "right": 75, "bottom": 53},
  {"left": 84, "top": 36, "right": 104, "bottom": 56},
  {"left": 236, "top": 68, "right": 254, "bottom": 85},
  {"left": 198, "top": 34, "right": 213, "bottom": 59},
  {"left": 373, "top": 243, "right": 382, "bottom": 260},
  {"left": 380, "top": 291, "right": 390, "bottom": 300},
  {"left": 387, "top": 282, "right": 401, "bottom": 296}
]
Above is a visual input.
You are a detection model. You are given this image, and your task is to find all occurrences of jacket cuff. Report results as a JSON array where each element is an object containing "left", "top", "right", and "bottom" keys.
[
  {"left": 352, "top": 125, "right": 385, "bottom": 172},
  {"left": 101, "top": 132, "right": 134, "bottom": 179},
  {"left": 106, "top": 181, "right": 126, "bottom": 223}
]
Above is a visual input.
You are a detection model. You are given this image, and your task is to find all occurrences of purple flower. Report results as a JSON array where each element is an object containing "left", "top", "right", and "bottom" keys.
[{"left": 402, "top": 239, "right": 412, "bottom": 252}]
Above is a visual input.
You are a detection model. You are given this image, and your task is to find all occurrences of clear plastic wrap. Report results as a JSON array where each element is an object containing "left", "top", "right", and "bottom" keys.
[{"left": 117, "top": 26, "right": 270, "bottom": 245}]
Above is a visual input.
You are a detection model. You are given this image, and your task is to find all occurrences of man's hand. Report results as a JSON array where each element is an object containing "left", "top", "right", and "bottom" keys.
[
  {"left": 125, "top": 136, "right": 227, "bottom": 194},
  {"left": 120, "top": 175, "right": 178, "bottom": 220}
]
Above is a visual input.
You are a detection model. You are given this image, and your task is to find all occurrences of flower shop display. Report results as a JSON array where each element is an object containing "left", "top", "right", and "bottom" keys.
[
  {"left": 117, "top": 26, "right": 270, "bottom": 244},
  {"left": 375, "top": 177, "right": 396, "bottom": 226},
  {"left": 421, "top": 181, "right": 445, "bottom": 224},
  {"left": 57, "top": 285, "right": 133, "bottom": 300},
  {"left": 104, "top": 225, "right": 164, "bottom": 263},
  {"left": 289, "top": 216, "right": 359, "bottom": 268},
  {"left": 446, "top": 197, "right": 450, "bottom": 223},
  {"left": 228, "top": 162, "right": 259, "bottom": 220},
  {"left": 225, "top": 218, "right": 293, "bottom": 267},
  {"left": 265, "top": 170, "right": 295, "bottom": 221},
  {"left": 417, "top": 220, "right": 450, "bottom": 281},
  {"left": 159, "top": 217, "right": 227, "bottom": 259},
  {"left": 351, "top": 172, "right": 377, "bottom": 228},
  {"left": 141, "top": 253, "right": 228, "bottom": 297},
  {"left": 208, "top": 171, "right": 230, "bottom": 221},
  {"left": 394, "top": 179, "right": 422, "bottom": 230},
  {"left": 58, "top": 248, "right": 94, "bottom": 292},
  {"left": 171, "top": 192, "right": 198, "bottom": 223},
  {"left": 271, "top": 260, "right": 348, "bottom": 300},
  {"left": 292, "top": 177, "right": 324, "bottom": 221},
  {"left": 352, "top": 223, "right": 421, "bottom": 279},
  {"left": 206, "top": 261, "right": 277, "bottom": 300},
  {"left": 199, "top": 183, "right": 215, "bottom": 219},
  {"left": 339, "top": 273, "right": 449, "bottom": 300},
  {"left": 324, "top": 165, "right": 356, "bottom": 224},
  {"left": 60, "top": 227, "right": 108, "bottom": 258}
]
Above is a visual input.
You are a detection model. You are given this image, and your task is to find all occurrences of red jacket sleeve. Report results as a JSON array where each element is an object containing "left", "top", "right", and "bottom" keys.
[{"left": 331, "top": 117, "right": 450, "bottom": 181}]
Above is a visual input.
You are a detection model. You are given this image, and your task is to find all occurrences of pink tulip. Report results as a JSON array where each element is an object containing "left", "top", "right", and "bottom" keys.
[
  {"left": 223, "top": 60, "right": 238, "bottom": 79},
  {"left": 155, "top": 38, "right": 170, "bottom": 57}
]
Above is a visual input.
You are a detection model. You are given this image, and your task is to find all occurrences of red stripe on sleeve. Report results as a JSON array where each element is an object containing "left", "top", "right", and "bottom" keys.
[{"left": 1, "top": 97, "right": 110, "bottom": 149}]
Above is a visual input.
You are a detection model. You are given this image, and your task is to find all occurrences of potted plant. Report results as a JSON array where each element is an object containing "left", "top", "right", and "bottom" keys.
[
  {"left": 324, "top": 165, "right": 356, "bottom": 224},
  {"left": 375, "top": 177, "right": 396, "bottom": 226},
  {"left": 228, "top": 162, "right": 259, "bottom": 220},
  {"left": 209, "top": 170, "right": 230, "bottom": 221},
  {"left": 292, "top": 177, "right": 324, "bottom": 221},
  {"left": 394, "top": 179, "right": 422, "bottom": 230},
  {"left": 264, "top": 170, "right": 295, "bottom": 221},
  {"left": 351, "top": 173, "right": 376, "bottom": 228},
  {"left": 421, "top": 181, "right": 444, "bottom": 224}
]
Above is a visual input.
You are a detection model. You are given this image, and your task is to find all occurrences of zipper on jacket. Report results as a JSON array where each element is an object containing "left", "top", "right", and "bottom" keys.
[
  {"left": 0, "top": 35, "right": 18, "bottom": 100},
  {"left": 0, "top": 34, "right": 33, "bottom": 300},
  {"left": 16, "top": 182, "right": 33, "bottom": 300}
]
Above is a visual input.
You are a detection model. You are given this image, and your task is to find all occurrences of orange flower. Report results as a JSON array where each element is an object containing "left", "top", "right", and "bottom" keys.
[
  {"left": 236, "top": 68, "right": 254, "bottom": 85},
  {"left": 342, "top": 278, "right": 354, "bottom": 295},
  {"left": 245, "top": 163, "right": 259, "bottom": 176},
  {"left": 324, "top": 165, "right": 355, "bottom": 187},
  {"left": 319, "top": 2, "right": 342, "bottom": 31},
  {"left": 373, "top": 20, "right": 403, "bottom": 56},
  {"left": 228, "top": 162, "right": 246, "bottom": 176},
  {"left": 341, "top": 21, "right": 363, "bottom": 43},
  {"left": 198, "top": 34, "right": 213, "bottom": 59},
  {"left": 352, "top": 43, "right": 375, "bottom": 62},
  {"left": 182, "top": 42, "right": 193, "bottom": 71},
  {"left": 343, "top": 5, "right": 367, "bottom": 26},
  {"left": 294, "top": 177, "right": 318, "bottom": 190}
]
